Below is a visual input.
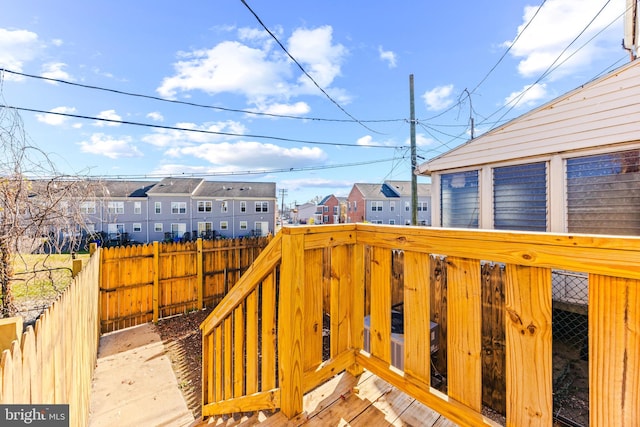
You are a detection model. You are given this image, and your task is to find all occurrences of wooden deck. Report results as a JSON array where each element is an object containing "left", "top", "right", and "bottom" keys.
[{"left": 200, "top": 370, "right": 457, "bottom": 427}]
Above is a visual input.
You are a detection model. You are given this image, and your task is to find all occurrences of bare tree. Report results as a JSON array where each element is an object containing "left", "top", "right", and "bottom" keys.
[{"left": 0, "top": 106, "right": 98, "bottom": 317}]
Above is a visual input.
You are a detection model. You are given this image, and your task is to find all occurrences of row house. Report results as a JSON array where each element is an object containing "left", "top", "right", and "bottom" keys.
[
  {"left": 346, "top": 180, "right": 431, "bottom": 225},
  {"left": 317, "top": 195, "right": 347, "bottom": 224},
  {"left": 81, "top": 177, "right": 277, "bottom": 244}
]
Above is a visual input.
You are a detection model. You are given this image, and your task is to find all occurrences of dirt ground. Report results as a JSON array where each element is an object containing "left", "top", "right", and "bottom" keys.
[{"left": 155, "top": 307, "right": 214, "bottom": 420}]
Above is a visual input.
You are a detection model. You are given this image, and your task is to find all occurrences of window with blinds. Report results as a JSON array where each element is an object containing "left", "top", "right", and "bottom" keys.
[
  {"left": 441, "top": 170, "right": 479, "bottom": 228},
  {"left": 566, "top": 149, "right": 640, "bottom": 235},
  {"left": 493, "top": 162, "right": 547, "bottom": 231}
]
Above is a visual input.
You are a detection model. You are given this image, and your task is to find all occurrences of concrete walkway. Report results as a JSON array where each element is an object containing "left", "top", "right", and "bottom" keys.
[{"left": 89, "top": 323, "right": 195, "bottom": 427}]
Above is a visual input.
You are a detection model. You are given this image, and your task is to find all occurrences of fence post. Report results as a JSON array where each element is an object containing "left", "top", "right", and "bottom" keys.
[
  {"left": 72, "top": 259, "right": 82, "bottom": 278},
  {"left": 279, "top": 230, "right": 304, "bottom": 418},
  {"left": 197, "top": 238, "right": 204, "bottom": 308},
  {"left": 153, "top": 241, "right": 160, "bottom": 323}
]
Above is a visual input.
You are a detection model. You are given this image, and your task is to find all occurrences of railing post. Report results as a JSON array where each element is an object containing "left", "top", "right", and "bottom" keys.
[
  {"left": 347, "top": 241, "right": 364, "bottom": 377},
  {"left": 153, "top": 241, "right": 159, "bottom": 323},
  {"left": 72, "top": 259, "right": 82, "bottom": 278},
  {"left": 197, "top": 238, "right": 204, "bottom": 309},
  {"left": 279, "top": 231, "right": 304, "bottom": 418}
]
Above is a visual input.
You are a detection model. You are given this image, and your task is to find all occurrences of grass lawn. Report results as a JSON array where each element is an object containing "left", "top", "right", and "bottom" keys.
[{"left": 11, "top": 253, "right": 91, "bottom": 301}]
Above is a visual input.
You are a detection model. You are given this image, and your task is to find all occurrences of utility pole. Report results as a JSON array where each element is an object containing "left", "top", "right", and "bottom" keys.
[
  {"left": 410, "top": 74, "right": 418, "bottom": 226},
  {"left": 279, "top": 188, "right": 287, "bottom": 221}
]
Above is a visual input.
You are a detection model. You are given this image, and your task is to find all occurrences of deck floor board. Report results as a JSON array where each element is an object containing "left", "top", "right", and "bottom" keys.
[{"left": 201, "top": 370, "right": 455, "bottom": 427}]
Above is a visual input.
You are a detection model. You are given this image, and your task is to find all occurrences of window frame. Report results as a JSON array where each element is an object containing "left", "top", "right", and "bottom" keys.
[{"left": 171, "top": 202, "right": 187, "bottom": 214}]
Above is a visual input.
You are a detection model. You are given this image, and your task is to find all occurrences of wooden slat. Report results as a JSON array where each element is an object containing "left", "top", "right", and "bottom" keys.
[
  {"left": 404, "top": 251, "right": 431, "bottom": 382},
  {"left": 504, "top": 265, "right": 552, "bottom": 426},
  {"left": 224, "top": 317, "right": 233, "bottom": 400},
  {"left": 245, "top": 290, "right": 259, "bottom": 395},
  {"left": 202, "top": 389, "right": 280, "bottom": 417},
  {"left": 214, "top": 327, "right": 223, "bottom": 402},
  {"left": 261, "top": 273, "right": 277, "bottom": 392},
  {"left": 590, "top": 274, "right": 640, "bottom": 426},
  {"left": 303, "top": 248, "right": 323, "bottom": 371},
  {"left": 369, "top": 246, "right": 391, "bottom": 364},
  {"left": 279, "top": 232, "right": 305, "bottom": 418},
  {"left": 21, "top": 327, "right": 37, "bottom": 403},
  {"left": 233, "top": 304, "right": 245, "bottom": 398},
  {"left": 481, "top": 263, "right": 505, "bottom": 415},
  {"left": 446, "top": 256, "right": 482, "bottom": 411},
  {"left": 330, "top": 244, "right": 351, "bottom": 358}
]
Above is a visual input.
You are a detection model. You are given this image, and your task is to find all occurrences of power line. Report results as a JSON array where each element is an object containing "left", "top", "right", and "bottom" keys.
[
  {"left": 480, "top": 0, "right": 620, "bottom": 130},
  {"left": 76, "top": 157, "right": 403, "bottom": 180},
  {"left": 239, "top": 0, "right": 384, "bottom": 135},
  {"left": 0, "top": 68, "right": 404, "bottom": 124},
  {"left": 4, "top": 105, "right": 403, "bottom": 149},
  {"left": 469, "top": 0, "right": 549, "bottom": 96}
]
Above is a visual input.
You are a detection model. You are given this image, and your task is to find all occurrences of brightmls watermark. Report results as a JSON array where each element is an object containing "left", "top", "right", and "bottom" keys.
[{"left": 0, "top": 405, "right": 69, "bottom": 426}]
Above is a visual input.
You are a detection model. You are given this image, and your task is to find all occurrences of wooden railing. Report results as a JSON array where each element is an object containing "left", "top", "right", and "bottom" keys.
[{"left": 199, "top": 224, "right": 640, "bottom": 426}]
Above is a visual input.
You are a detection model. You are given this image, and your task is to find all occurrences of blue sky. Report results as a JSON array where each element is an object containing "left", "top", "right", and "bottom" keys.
[{"left": 0, "top": 0, "right": 631, "bottom": 206}]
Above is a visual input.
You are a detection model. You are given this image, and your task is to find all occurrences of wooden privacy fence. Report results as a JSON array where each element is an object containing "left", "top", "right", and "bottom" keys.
[
  {"left": 200, "top": 224, "right": 640, "bottom": 427},
  {"left": 100, "top": 236, "right": 270, "bottom": 333},
  {"left": 0, "top": 249, "right": 101, "bottom": 427}
]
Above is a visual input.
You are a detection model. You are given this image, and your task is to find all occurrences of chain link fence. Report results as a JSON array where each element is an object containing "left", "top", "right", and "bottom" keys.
[{"left": 552, "top": 270, "right": 589, "bottom": 427}]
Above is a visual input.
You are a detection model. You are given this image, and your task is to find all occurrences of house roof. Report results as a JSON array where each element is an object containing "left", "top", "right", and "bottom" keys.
[
  {"left": 353, "top": 183, "right": 384, "bottom": 199},
  {"left": 417, "top": 59, "right": 640, "bottom": 174},
  {"left": 100, "top": 180, "right": 157, "bottom": 198},
  {"left": 354, "top": 181, "right": 431, "bottom": 199},
  {"left": 146, "top": 178, "right": 204, "bottom": 195},
  {"left": 193, "top": 181, "right": 276, "bottom": 199}
]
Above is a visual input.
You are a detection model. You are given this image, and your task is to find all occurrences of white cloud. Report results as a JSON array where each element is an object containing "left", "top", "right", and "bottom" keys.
[
  {"left": 506, "top": 0, "right": 624, "bottom": 79},
  {"left": 357, "top": 135, "right": 375, "bottom": 146},
  {"left": 415, "top": 133, "right": 435, "bottom": 147},
  {"left": 422, "top": 85, "right": 455, "bottom": 111},
  {"left": 146, "top": 111, "right": 164, "bottom": 122},
  {"left": 142, "top": 120, "right": 248, "bottom": 147},
  {"left": 157, "top": 25, "right": 348, "bottom": 108},
  {"left": 356, "top": 135, "right": 398, "bottom": 147},
  {"left": 504, "top": 83, "right": 548, "bottom": 108},
  {"left": 250, "top": 101, "right": 311, "bottom": 117},
  {"left": 78, "top": 133, "right": 143, "bottom": 159},
  {"left": 93, "top": 109, "right": 122, "bottom": 127},
  {"left": 288, "top": 26, "right": 348, "bottom": 89},
  {"left": 0, "top": 28, "right": 40, "bottom": 80},
  {"left": 176, "top": 141, "right": 327, "bottom": 170},
  {"left": 378, "top": 46, "right": 397, "bottom": 68},
  {"left": 157, "top": 40, "right": 290, "bottom": 99},
  {"left": 41, "top": 62, "right": 73, "bottom": 82},
  {"left": 35, "top": 106, "right": 77, "bottom": 126}
]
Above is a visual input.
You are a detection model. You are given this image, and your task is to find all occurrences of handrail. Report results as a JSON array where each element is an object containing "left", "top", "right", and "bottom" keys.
[{"left": 200, "top": 224, "right": 640, "bottom": 426}]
